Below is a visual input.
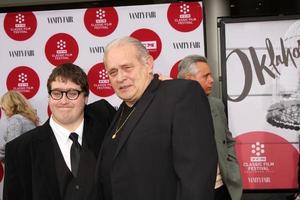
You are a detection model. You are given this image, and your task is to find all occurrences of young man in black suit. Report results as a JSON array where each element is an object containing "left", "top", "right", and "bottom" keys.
[
  {"left": 97, "top": 36, "right": 218, "bottom": 200},
  {"left": 3, "top": 63, "right": 116, "bottom": 200}
]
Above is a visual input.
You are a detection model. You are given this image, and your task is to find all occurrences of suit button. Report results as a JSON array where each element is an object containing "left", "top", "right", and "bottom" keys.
[
  {"left": 75, "top": 185, "right": 80, "bottom": 190},
  {"left": 223, "top": 140, "right": 226, "bottom": 144}
]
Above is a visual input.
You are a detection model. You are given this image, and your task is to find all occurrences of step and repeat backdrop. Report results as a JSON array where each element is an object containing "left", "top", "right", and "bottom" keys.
[
  {"left": 220, "top": 16, "right": 300, "bottom": 189},
  {"left": 0, "top": 1, "right": 205, "bottom": 197}
]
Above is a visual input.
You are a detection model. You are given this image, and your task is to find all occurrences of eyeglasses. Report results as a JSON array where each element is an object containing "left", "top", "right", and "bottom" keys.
[{"left": 49, "top": 89, "right": 82, "bottom": 100}]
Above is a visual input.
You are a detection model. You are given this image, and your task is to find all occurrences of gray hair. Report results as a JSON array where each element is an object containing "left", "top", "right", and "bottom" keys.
[
  {"left": 177, "top": 55, "right": 208, "bottom": 79},
  {"left": 103, "top": 36, "right": 150, "bottom": 66}
]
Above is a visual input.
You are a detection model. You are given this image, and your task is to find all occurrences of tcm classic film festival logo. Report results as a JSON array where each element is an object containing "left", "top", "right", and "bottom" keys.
[
  {"left": 242, "top": 140, "right": 275, "bottom": 187},
  {"left": 45, "top": 33, "right": 79, "bottom": 66},
  {"left": 130, "top": 28, "right": 162, "bottom": 60},
  {"left": 4, "top": 12, "right": 37, "bottom": 41},
  {"left": 6, "top": 66, "right": 40, "bottom": 99},
  {"left": 236, "top": 132, "right": 298, "bottom": 189},
  {"left": 88, "top": 63, "right": 114, "bottom": 97},
  {"left": 84, "top": 7, "right": 118, "bottom": 37},
  {"left": 167, "top": 2, "right": 202, "bottom": 32}
]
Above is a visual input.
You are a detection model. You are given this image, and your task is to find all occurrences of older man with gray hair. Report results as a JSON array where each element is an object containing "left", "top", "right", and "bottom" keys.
[{"left": 97, "top": 37, "right": 218, "bottom": 200}]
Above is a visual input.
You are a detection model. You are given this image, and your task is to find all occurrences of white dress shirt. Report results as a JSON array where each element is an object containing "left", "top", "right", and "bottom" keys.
[{"left": 50, "top": 117, "right": 84, "bottom": 171}]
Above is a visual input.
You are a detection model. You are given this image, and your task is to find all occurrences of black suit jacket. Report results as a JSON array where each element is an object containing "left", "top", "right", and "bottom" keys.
[
  {"left": 3, "top": 99, "right": 116, "bottom": 200},
  {"left": 97, "top": 76, "right": 218, "bottom": 200}
]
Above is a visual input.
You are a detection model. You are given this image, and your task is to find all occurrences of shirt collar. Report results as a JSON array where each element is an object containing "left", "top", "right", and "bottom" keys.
[{"left": 49, "top": 116, "right": 84, "bottom": 145}]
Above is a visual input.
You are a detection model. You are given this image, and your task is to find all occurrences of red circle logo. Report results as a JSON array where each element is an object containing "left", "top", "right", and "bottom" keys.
[
  {"left": 4, "top": 12, "right": 37, "bottom": 41},
  {"left": 235, "top": 131, "right": 298, "bottom": 189},
  {"left": 167, "top": 2, "right": 203, "bottom": 32},
  {"left": 130, "top": 29, "right": 162, "bottom": 60},
  {"left": 84, "top": 7, "right": 118, "bottom": 37},
  {"left": 45, "top": 33, "right": 79, "bottom": 66},
  {"left": 6, "top": 66, "right": 40, "bottom": 99},
  {"left": 87, "top": 63, "right": 114, "bottom": 97},
  {"left": 170, "top": 60, "right": 181, "bottom": 79}
]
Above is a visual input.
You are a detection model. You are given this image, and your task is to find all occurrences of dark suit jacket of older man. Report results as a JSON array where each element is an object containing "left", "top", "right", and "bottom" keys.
[{"left": 97, "top": 75, "right": 218, "bottom": 200}]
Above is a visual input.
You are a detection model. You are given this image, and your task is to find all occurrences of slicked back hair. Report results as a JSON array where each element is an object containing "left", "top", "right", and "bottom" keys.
[
  {"left": 103, "top": 36, "right": 150, "bottom": 66},
  {"left": 177, "top": 55, "right": 208, "bottom": 79}
]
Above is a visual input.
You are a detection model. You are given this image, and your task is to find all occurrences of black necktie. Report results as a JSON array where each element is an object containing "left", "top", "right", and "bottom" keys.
[{"left": 69, "top": 132, "right": 81, "bottom": 177}]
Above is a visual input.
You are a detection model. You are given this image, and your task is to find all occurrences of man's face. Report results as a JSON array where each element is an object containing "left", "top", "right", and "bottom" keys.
[
  {"left": 187, "top": 61, "right": 214, "bottom": 96},
  {"left": 48, "top": 78, "right": 88, "bottom": 129},
  {"left": 105, "top": 44, "right": 153, "bottom": 107}
]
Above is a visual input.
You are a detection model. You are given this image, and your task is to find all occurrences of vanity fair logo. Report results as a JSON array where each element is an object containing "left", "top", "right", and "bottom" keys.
[
  {"left": 47, "top": 16, "right": 74, "bottom": 24},
  {"left": 172, "top": 41, "right": 201, "bottom": 49},
  {"left": 45, "top": 33, "right": 79, "bottom": 66},
  {"left": 167, "top": 2, "right": 202, "bottom": 32},
  {"left": 130, "top": 28, "right": 162, "bottom": 60},
  {"left": 128, "top": 11, "right": 156, "bottom": 19},
  {"left": 89, "top": 46, "right": 105, "bottom": 54},
  {"left": 87, "top": 63, "right": 114, "bottom": 97},
  {"left": 9, "top": 50, "right": 34, "bottom": 57},
  {"left": 84, "top": 7, "right": 118, "bottom": 37},
  {"left": 6, "top": 66, "right": 40, "bottom": 99},
  {"left": 4, "top": 12, "right": 37, "bottom": 41}
]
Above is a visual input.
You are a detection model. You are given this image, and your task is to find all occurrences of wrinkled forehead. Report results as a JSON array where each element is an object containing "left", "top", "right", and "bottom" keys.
[
  {"left": 107, "top": 43, "right": 138, "bottom": 58},
  {"left": 105, "top": 45, "right": 140, "bottom": 67}
]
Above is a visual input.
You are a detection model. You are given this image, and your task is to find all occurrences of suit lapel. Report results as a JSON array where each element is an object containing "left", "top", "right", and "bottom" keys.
[
  {"left": 113, "top": 76, "right": 161, "bottom": 160},
  {"left": 82, "top": 117, "right": 93, "bottom": 151},
  {"left": 31, "top": 121, "right": 61, "bottom": 199}
]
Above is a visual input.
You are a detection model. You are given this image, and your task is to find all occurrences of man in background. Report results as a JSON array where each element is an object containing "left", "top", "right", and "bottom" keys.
[
  {"left": 178, "top": 55, "right": 243, "bottom": 200},
  {"left": 97, "top": 36, "right": 218, "bottom": 200},
  {"left": 3, "top": 63, "right": 116, "bottom": 200}
]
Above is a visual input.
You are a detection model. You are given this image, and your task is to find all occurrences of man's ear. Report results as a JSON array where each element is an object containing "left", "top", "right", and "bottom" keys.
[{"left": 185, "top": 73, "right": 193, "bottom": 80}]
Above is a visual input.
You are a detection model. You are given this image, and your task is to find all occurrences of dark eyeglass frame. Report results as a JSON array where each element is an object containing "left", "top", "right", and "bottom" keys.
[{"left": 49, "top": 89, "right": 82, "bottom": 100}]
